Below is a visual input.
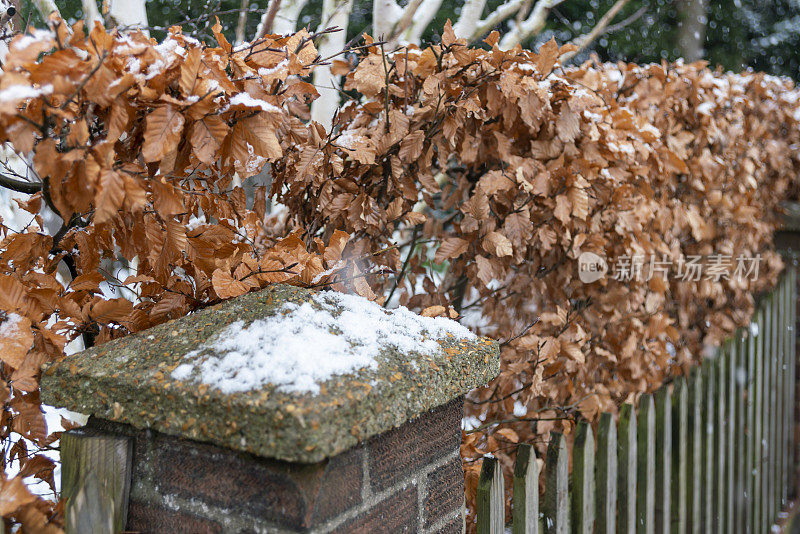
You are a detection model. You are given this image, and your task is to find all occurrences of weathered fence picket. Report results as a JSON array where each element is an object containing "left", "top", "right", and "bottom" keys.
[
  {"left": 761, "top": 298, "right": 772, "bottom": 533},
  {"left": 725, "top": 338, "right": 736, "bottom": 534},
  {"left": 595, "top": 413, "right": 617, "bottom": 534},
  {"left": 670, "top": 377, "right": 687, "bottom": 534},
  {"left": 474, "top": 269, "right": 797, "bottom": 534},
  {"left": 618, "top": 403, "right": 638, "bottom": 534},
  {"left": 687, "top": 369, "right": 702, "bottom": 534},
  {"left": 544, "top": 432, "right": 569, "bottom": 534},
  {"left": 478, "top": 456, "right": 505, "bottom": 534},
  {"left": 636, "top": 394, "right": 655, "bottom": 534},
  {"left": 701, "top": 358, "right": 715, "bottom": 534},
  {"left": 653, "top": 387, "right": 670, "bottom": 534},
  {"left": 572, "top": 421, "right": 595, "bottom": 534},
  {"left": 513, "top": 444, "right": 540, "bottom": 534},
  {"left": 715, "top": 348, "right": 726, "bottom": 533}
]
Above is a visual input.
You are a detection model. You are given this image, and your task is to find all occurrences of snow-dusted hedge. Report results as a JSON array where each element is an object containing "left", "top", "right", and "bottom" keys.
[{"left": 0, "top": 19, "right": 799, "bottom": 529}]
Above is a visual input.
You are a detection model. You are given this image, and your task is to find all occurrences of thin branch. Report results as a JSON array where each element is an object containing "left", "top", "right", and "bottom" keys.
[
  {"left": 256, "top": 0, "right": 281, "bottom": 39},
  {"left": 385, "top": 226, "right": 419, "bottom": 306},
  {"left": 499, "top": 318, "right": 540, "bottom": 348},
  {"left": 498, "top": 0, "right": 566, "bottom": 49},
  {"left": 470, "top": 0, "right": 526, "bottom": 42},
  {"left": 561, "top": 0, "right": 631, "bottom": 61},
  {"left": 388, "top": 0, "right": 422, "bottom": 43},
  {"left": 0, "top": 173, "right": 41, "bottom": 194},
  {"left": 603, "top": 4, "right": 646, "bottom": 35}
]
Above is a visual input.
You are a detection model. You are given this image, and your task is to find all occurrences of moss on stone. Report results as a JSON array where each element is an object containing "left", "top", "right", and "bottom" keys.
[{"left": 41, "top": 285, "right": 499, "bottom": 463}]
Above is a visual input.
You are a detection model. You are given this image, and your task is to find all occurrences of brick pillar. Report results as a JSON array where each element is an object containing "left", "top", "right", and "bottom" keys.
[
  {"left": 41, "top": 284, "right": 499, "bottom": 533},
  {"left": 64, "top": 397, "right": 466, "bottom": 533}
]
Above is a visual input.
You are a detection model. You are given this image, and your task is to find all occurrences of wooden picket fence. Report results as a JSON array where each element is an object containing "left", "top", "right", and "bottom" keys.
[{"left": 477, "top": 268, "right": 798, "bottom": 534}]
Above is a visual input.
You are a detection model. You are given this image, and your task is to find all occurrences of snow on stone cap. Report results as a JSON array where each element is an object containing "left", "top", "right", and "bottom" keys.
[
  {"left": 171, "top": 291, "right": 476, "bottom": 395},
  {"left": 40, "top": 284, "right": 498, "bottom": 461}
]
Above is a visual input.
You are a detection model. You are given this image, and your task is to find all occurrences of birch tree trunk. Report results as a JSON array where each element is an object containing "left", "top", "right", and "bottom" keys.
[
  {"left": 310, "top": 0, "right": 353, "bottom": 129},
  {"left": 32, "top": 0, "right": 60, "bottom": 19},
  {"left": 402, "top": 0, "right": 443, "bottom": 43},
  {"left": 452, "top": 0, "right": 488, "bottom": 42},
  {"left": 268, "top": 0, "right": 310, "bottom": 35},
  {"left": 81, "top": 0, "right": 101, "bottom": 25},
  {"left": 676, "top": 0, "right": 707, "bottom": 61},
  {"left": 107, "top": 0, "right": 148, "bottom": 33}
]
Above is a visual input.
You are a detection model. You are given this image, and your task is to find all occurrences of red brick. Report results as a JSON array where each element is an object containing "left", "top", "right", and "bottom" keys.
[
  {"left": 424, "top": 457, "right": 464, "bottom": 528},
  {"left": 86, "top": 418, "right": 363, "bottom": 530},
  {"left": 330, "top": 486, "right": 418, "bottom": 533},
  {"left": 126, "top": 500, "right": 223, "bottom": 533},
  {"left": 150, "top": 434, "right": 362, "bottom": 529},
  {"left": 367, "top": 397, "right": 463, "bottom": 491}
]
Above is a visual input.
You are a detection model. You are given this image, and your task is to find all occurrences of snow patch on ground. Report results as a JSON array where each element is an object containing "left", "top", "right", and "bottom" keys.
[{"left": 171, "top": 291, "right": 476, "bottom": 395}]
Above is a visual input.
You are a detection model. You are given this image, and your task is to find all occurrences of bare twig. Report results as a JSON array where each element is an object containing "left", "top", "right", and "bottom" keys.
[
  {"left": 603, "top": 4, "right": 647, "bottom": 35},
  {"left": 388, "top": 0, "right": 423, "bottom": 43},
  {"left": 561, "top": 0, "right": 631, "bottom": 61},
  {"left": 256, "top": 0, "right": 281, "bottom": 39}
]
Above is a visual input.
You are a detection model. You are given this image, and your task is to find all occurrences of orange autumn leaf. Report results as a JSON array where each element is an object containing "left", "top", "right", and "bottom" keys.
[
  {"left": 0, "top": 314, "right": 33, "bottom": 369},
  {"left": 142, "top": 104, "right": 185, "bottom": 162},
  {"left": 211, "top": 269, "right": 249, "bottom": 299}
]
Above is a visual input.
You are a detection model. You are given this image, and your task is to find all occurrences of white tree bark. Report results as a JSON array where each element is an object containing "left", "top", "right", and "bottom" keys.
[
  {"left": 452, "top": 0, "right": 488, "bottom": 41},
  {"left": 372, "top": 0, "right": 404, "bottom": 40},
  {"left": 677, "top": 0, "right": 707, "bottom": 61},
  {"left": 499, "top": 0, "right": 565, "bottom": 49},
  {"left": 81, "top": 0, "right": 101, "bottom": 25},
  {"left": 267, "top": 0, "right": 309, "bottom": 35},
  {"left": 107, "top": 0, "right": 148, "bottom": 33},
  {"left": 235, "top": 0, "right": 250, "bottom": 45},
  {"left": 466, "top": 0, "right": 526, "bottom": 41},
  {"left": 32, "top": 0, "right": 60, "bottom": 19},
  {"left": 310, "top": 0, "right": 353, "bottom": 130},
  {"left": 402, "top": 0, "right": 443, "bottom": 44}
]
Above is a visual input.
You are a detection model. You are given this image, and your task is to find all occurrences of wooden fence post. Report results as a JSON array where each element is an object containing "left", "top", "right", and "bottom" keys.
[
  {"left": 701, "top": 358, "right": 715, "bottom": 534},
  {"left": 761, "top": 296, "right": 773, "bottom": 533},
  {"left": 618, "top": 403, "right": 638, "bottom": 534},
  {"left": 654, "top": 386, "right": 671, "bottom": 534},
  {"left": 725, "top": 339, "right": 736, "bottom": 534},
  {"left": 573, "top": 421, "right": 595, "bottom": 534},
  {"left": 686, "top": 369, "right": 703, "bottom": 534},
  {"left": 545, "top": 432, "right": 570, "bottom": 534},
  {"left": 637, "top": 394, "right": 655, "bottom": 534},
  {"left": 61, "top": 429, "right": 133, "bottom": 534},
  {"left": 670, "top": 377, "right": 687, "bottom": 534},
  {"left": 715, "top": 348, "right": 727, "bottom": 533},
  {"left": 787, "top": 269, "right": 794, "bottom": 501},
  {"left": 752, "top": 307, "right": 764, "bottom": 534},
  {"left": 783, "top": 272, "right": 792, "bottom": 507},
  {"left": 733, "top": 331, "right": 747, "bottom": 534},
  {"left": 478, "top": 456, "right": 505, "bottom": 534},
  {"left": 791, "top": 266, "right": 798, "bottom": 499},
  {"left": 780, "top": 280, "right": 787, "bottom": 512},
  {"left": 769, "top": 285, "right": 778, "bottom": 522},
  {"left": 596, "top": 412, "right": 617, "bottom": 534},
  {"left": 513, "top": 443, "right": 540, "bottom": 534}
]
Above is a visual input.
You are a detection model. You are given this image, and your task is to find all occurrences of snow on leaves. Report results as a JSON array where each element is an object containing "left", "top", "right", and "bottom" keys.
[
  {"left": 0, "top": 19, "right": 352, "bottom": 529},
  {"left": 0, "top": 16, "right": 799, "bottom": 531}
]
